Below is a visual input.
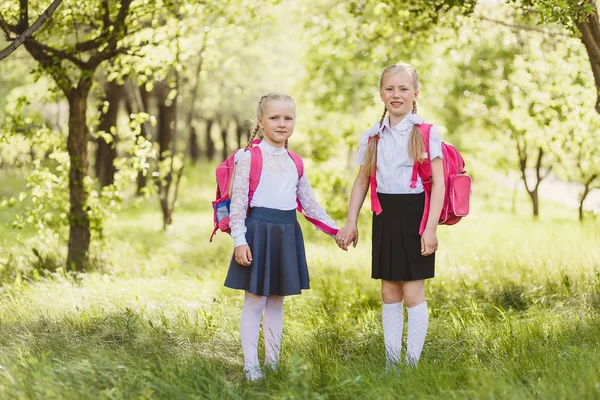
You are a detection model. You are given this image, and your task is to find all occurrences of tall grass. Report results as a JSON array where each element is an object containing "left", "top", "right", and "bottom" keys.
[{"left": 0, "top": 163, "right": 598, "bottom": 399}]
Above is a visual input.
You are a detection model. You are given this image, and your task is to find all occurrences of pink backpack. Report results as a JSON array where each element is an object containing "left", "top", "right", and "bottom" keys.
[
  {"left": 210, "top": 140, "right": 338, "bottom": 241},
  {"left": 369, "top": 123, "right": 471, "bottom": 234}
]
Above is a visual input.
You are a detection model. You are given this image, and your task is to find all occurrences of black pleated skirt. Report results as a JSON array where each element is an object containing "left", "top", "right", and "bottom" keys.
[
  {"left": 372, "top": 192, "right": 435, "bottom": 281},
  {"left": 224, "top": 207, "right": 309, "bottom": 296}
]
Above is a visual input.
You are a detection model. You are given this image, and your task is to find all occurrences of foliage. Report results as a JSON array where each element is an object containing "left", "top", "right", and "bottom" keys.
[
  {"left": 508, "top": 0, "right": 596, "bottom": 33},
  {"left": 0, "top": 98, "right": 157, "bottom": 267},
  {"left": 299, "top": 0, "right": 477, "bottom": 113},
  {"left": 427, "top": 7, "right": 598, "bottom": 217}
]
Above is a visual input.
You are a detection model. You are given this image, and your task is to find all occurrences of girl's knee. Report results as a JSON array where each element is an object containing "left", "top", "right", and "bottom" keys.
[
  {"left": 403, "top": 291, "right": 426, "bottom": 308},
  {"left": 381, "top": 282, "right": 403, "bottom": 304},
  {"left": 401, "top": 282, "right": 425, "bottom": 308},
  {"left": 244, "top": 292, "right": 267, "bottom": 311}
]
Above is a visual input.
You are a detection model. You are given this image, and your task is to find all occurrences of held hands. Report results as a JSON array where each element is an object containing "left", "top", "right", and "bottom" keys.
[
  {"left": 421, "top": 228, "right": 438, "bottom": 256},
  {"left": 234, "top": 245, "right": 252, "bottom": 266},
  {"left": 335, "top": 224, "right": 359, "bottom": 251}
]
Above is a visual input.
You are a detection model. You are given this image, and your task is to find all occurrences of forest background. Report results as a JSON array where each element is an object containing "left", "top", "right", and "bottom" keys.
[{"left": 0, "top": 0, "right": 599, "bottom": 398}]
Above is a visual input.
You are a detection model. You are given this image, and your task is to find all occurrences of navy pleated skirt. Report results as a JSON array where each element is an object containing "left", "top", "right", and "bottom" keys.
[
  {"left": 372, "top": 192, "right": 435, "bottom": 281},
  {"left": 224, "top": 207, "right": 309, "bottom": 296}
]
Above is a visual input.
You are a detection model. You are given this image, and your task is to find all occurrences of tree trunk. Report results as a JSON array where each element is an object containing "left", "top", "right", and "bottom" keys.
[
  {"left": 156, "top": 80, "right": 177, "bottom": 229},
  {"left": 157, "top": 85, "right": 175, "bottom": 161},
  {"left": 66, "top": 83, "right": 92, "bottom": 270},
  {"left": 576, "top": 4, "right": 600, "bottom": 114},
  {"left": 189, "top": 126, "right": 200, "bottom": 164},
  {"left": 205, "top": 118, "right": 215, "bottom": 160},
  {"left": 95, "top": 80, "right": 122, "bottom": 187},
  {"left": 579, "top": 175, "right": 597, "bottom": 221},
  {"left": 221, "top": 121, "right": 229, "bottom": 161},
  {"left": 529, "top": 189, "right": 539, "bottom": 219},
  {"left": 517, "top": 141, "right": 548, "bottom": 220}
]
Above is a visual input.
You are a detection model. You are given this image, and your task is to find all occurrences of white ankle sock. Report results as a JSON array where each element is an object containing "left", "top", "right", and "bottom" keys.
[
  {"left": 263, "top": 295, "right": 284, "bottom": 367},
  {"left": 406, "top": 302, "right": 429, "bottom": 366},
  {"left": 240, "top": 292, "right": 266, "bottom": 375},
  {"left": 382, "top": 301, "right": 404, "bottom": 364}
]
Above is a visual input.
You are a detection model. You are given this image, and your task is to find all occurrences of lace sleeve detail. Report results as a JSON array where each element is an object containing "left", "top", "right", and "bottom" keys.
[
  {"left": 230, "top": 152, "right": 251, "bottom": 247},
  {"left": 297, "top": 174, "right": 339, "bottom": 235}
]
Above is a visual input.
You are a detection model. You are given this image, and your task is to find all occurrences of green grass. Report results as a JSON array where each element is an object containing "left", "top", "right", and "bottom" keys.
[{"left": 0, "top": 163, "right": 599, "bottom": 399}]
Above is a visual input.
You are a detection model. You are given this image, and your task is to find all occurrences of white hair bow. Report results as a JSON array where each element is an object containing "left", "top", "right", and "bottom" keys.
[{"left": 407, "top": 113, "right": 424, "bottom": 125}]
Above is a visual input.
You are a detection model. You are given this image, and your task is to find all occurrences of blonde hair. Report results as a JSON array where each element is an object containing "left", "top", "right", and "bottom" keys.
[
  {"left": 246, "top": 92, "right": 295, "bottom": 149},
  {"left": 364, "top": 63, "right": 424, "bottom": 177}
]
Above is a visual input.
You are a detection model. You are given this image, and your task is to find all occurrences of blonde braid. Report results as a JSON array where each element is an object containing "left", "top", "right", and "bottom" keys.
[
  {"left": 408, "top": 125, "right": 425, "bottom": 163},
  {"left": 378, "top": 107, "right": 387, "bottom": 126},
  {"left": 245, "top": 124, "right": 260, "bottom": 149},
  {"left": 364, "top": 106, "right": 387, "bottom": 177},
  {"left": 408, "top": 100, "right": 424, "bottom": 162}
]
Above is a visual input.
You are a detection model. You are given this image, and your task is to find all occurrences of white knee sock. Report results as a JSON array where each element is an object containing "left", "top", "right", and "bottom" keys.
[
  {"left": 240, "top": 292, "right": 266, "bottom": 378},
  {"left": 263, "top": 295, "right": 284, "bottom": 367},
  {"left": 406, "top": 302, "right": 429, "bottom": 366},
  {"left": 382, "top": 301, "right": 404, "bottom": 364}
]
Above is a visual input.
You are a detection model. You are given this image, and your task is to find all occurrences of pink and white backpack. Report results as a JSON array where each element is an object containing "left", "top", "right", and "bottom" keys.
[
  {"left": 369, "top": 123, "right": 471, "bottom": 233},
  {"left": 210, "top": 140, "right": 338, "bottom": 241}
]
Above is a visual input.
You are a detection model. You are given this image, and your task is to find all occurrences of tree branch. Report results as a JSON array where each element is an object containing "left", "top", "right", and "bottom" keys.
[
  {"left": 74, "top": 0, "right": 112, "bottom": 52},
  {"left": 86, "top": 0, "right": 132, "bottom": 69},
  {"left": 0, "top": 13, "right": 17, "bottom": 35},
  {"left": 516, "top": 136, "right": 532, "bottom": 194},
  {"left": 533, "top": 147, "right": 549, "bottom": 191},
  {"left": 479, "top": 16, "right": 571, "bottom": 39},
  {"left": 115, "top": 0, "right": 132, "bottom": 29},
  {"left": 18, "top": 0, "right": 28, "bottom": 32},
  {"left": 0, "top": 0, "right": 63, "bottom": 62},
  {"left": 22, "top": 39, "right": 72, "bottom": 94},
  {"left": 102, "top": 0, "right": 110, "bottom": 30},
  {"left": 33, "top": 40, "right": 88, "bottom": 69}
]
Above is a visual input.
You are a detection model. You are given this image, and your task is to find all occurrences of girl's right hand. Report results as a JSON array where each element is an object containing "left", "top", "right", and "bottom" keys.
[
  {"left": 234, "top": 245, "right": 253, "bottom": 266},
  {"left": 336, "top": 224, "right": 359, "bottom": 251}
]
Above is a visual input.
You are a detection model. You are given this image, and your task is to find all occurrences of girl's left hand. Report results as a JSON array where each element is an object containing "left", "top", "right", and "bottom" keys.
[{"left": 421, "top": 228, "right": 438, "bottom": 256}]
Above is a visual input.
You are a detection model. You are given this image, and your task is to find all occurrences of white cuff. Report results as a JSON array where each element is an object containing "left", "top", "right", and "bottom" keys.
[{"left": 233, "top": 234, "right": 248, "bottom": 248}]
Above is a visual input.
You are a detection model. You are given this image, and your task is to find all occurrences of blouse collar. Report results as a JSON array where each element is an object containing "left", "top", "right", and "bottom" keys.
[
  {"left": 258, "top": 139, "right": 287, "bottom": 155},
  {"left": 371, "top": 113, "right": 424, "bottom": 137}
]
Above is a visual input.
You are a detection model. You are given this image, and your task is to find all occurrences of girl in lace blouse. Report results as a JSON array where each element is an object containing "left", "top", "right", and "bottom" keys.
[
  {"left": 336, "top": 64, "right": 445, "bottom": 369},
  {"left": 224, "top": 93, "right": 339, "bottom": 381}
]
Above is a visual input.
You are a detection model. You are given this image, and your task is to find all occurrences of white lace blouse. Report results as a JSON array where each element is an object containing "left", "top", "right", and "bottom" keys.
[
  {"left": 355, "top": 113, "right": 443, "bottom": 194},
  {"left": 230, "top": 140, "right": 338, "bottom": 247}
]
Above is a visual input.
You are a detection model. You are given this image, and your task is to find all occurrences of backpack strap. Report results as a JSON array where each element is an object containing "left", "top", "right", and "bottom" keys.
[
  {"left": 288, "top": 150, "right": 307, "bottom": 214},
  {"left": 287, "top": 150, "right": 304, "bottom": 178},
  {"left": 248, "top": 146, "right": 263, "bottom": 204},
  {"left": 412, "top": 123, "right": 434, "bottom": 236},
  {"left": 368, "top": 135, "right": 383, "bottom": 215},
  {"left": 410, "top": 123, "right": 432, "bottom": 189}
]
